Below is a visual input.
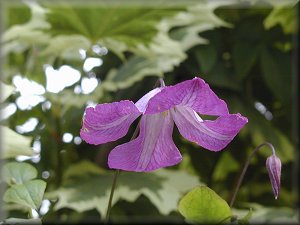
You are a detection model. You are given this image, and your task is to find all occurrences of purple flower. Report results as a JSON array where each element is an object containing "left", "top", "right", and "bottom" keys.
[
  {"left": 80, "top": 77, "right": 248, "bottom": 172},
  {"left": 266, "top": 154, "right": 281, "bottom": 199}
]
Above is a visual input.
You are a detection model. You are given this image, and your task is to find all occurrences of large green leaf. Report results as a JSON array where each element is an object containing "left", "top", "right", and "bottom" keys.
[
  {"left": 178, "top": 186, "right": 232, "bottom": 224},
  {"left": 1, "top": 126, "right": 34, "bottom": 159},
  {"left": 3, "top": 1, "right": 233, "bottom": 90},
  {"left": 3, "top": 180, "right": 46, "bottom": 210},
  {"left": 48, "top": 161, "right": 200, "bottom": 217},
  {"left": 43, "top": 3, "right": 181, "bottom": 58},
  {"left": 2, "top": 162, "right": 37, "bottom": 185},
  {"left": 46, "top": 4, "right": 179, "bottom": 42},
  {"left": 3, "top": 1, "right": 183, "bottom": 83},
  {"left": 99, "top": 0, "right": 233, "bottom": 89}
]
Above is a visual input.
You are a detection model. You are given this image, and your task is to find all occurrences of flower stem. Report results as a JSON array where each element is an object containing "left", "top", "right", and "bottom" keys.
[
  {"left": 104, "top": 122, "right": 140, "bottom": 223},
  {"left": 105, "top": 169, "right": 120, "bottom": 223},
  {"left": 229, "top": 142, "right": 276, "bottom": 207}
]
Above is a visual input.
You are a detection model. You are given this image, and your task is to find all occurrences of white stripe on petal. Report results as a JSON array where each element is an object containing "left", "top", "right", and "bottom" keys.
[
  {"left": 172, "top": 106, "right": 248, "bottom": 151},
  {"left": 108, "top": 111, "right": 182, "bottom": 172}
]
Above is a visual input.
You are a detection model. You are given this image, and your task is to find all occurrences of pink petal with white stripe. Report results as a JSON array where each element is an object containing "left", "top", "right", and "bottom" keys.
[
  {"left": 108, "top": 112, "right": 182, "bottom": 172},
  {"left": 135, "top": 87, "right": 162, "bottom": 113},
  {"left": 80, "top": 100, "right": 141, "bottom": 145},
  {"left": 171, "top": 106, "right": 248, "bottom": 151},
  {"left": 145, "top": 77, "right": 229, "bottom": 116}
]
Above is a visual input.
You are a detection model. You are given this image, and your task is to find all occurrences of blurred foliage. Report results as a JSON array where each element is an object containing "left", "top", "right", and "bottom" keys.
[
  {"left": 0, "top": 0, "right": 298, "bottom": 224},
  {"left": 47, "top": 160, "right": 199, "bottom": 218}
]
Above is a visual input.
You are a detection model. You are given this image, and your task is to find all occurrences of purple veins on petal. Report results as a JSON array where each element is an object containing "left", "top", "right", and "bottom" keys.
[
  {"left": 108, "top": 112, "right": 182, "bottom": 172},
  {"left": 80, "top": 77, "right": 249, "bottom": 172},
  {"left": 145, "top": 77, "right": 229, "bottom": 116},
  {"left": 80, "top": 100, "right": 141, "bottom": 145},
  {"left": 266, "top": 154, "right": 281, "bottom": 199},
  {"left": 171, "top": 107, "right": 248, "bottom": 151}
]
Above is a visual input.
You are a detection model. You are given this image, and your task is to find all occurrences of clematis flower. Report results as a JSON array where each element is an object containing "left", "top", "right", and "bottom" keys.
[{"left": 80, "top": 77, "right": 248, "bottom": 172}]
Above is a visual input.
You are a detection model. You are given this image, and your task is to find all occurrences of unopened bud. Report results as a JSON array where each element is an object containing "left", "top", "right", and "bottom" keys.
[{"left": 266, "top": 154, "right": 281, "bottom": 199}]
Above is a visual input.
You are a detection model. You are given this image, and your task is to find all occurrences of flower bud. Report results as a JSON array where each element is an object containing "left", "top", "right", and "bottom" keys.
[{"left": 266, "top": 154, "right": 281, "bottom": 199}]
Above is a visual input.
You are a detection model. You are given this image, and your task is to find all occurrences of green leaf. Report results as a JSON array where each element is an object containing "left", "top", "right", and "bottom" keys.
[
  {"left": 233, "top": 42, "right": 258, "bottom": 79},
  {"left": 0, "top": 126, "right": 34, "bottom": 159},
  {"left": 2, "top": 1, "right": 51, "bottom": 54},
  {"left": 41, "top": 34, "right": 91, "bottom": 60},
  {"left": 3, "top": 180, "right": 46, "bottom": 210},
  {"left": 2, "top": 162, "right": 37, "bottom": 185},
  {"left": 44, "top": 3, "right": 180, "bottom": 58},
  {"left": 178, "top": 186, "right": 232, "bottom": 224},
  {"left": 264, "top": 6, "right": 298, "bottom": 34},
  {"left": 164, "top": 1, "right": 232, "bottom": 51},
  {"left": 4, "top": 2, "right": 181, "bottom": 61},
  {"left": 102, "top": 32, "right": 186, "bottom": 91},
  {"left": 194, "top": 45, "right": 217, "bottom": 73},
  {"left": 170, "top": 24, "right": 209, "bottom": 51},
  {"left": 262, "top": 0, "right": 299, "bottom": 6},
  {"left": 48, "top": 161, "right": 200, "bottom": 217},
  {"left": 0, "top": 81, "right": 15, "bottom": 103},
  {"left": 213, "top": 152, "right": 239, "bottom": 181},
  {"left": 233, "top": 204, "right": 298, "bottom": 224},
  {"left": 260, "top": 47, "right": 291, "bottom": 105}
]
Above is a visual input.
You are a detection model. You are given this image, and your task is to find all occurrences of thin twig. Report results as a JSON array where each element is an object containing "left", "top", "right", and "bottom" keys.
[{"left": 229, "top": 142, "right": 275, "bottom": 207}]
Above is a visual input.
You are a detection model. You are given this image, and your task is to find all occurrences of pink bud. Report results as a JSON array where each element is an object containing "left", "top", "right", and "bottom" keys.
[{"left": 266, "top": 154, "right": 281, "bottom": 199}]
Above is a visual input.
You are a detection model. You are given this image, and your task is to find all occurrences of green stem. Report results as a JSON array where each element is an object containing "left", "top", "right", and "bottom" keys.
[
  {"left": 104, "top": 122, "right": 140, "bottom": 224},
  {"left": 229, "top": 142, "right": 275, "bottom": 208},
  {"left": 105, "top": 169, "right": 120, "bottom": 223}
]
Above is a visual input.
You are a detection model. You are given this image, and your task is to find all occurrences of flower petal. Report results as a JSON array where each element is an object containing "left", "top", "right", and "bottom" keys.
[
  {"left": 80, "top": 100, "right": 141, "bottom": 145},
  {"left": 108, "top": 112, "right": 182, "bottom": 172},
  {"left": 145, "top": 77, "right": 229, "bottom": 116},
  {"left": 135, "top": 87, "right": 161, "bottom": 113},
  {"left": 172, "top": 106, "right": 248, "bottom": 151}
]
